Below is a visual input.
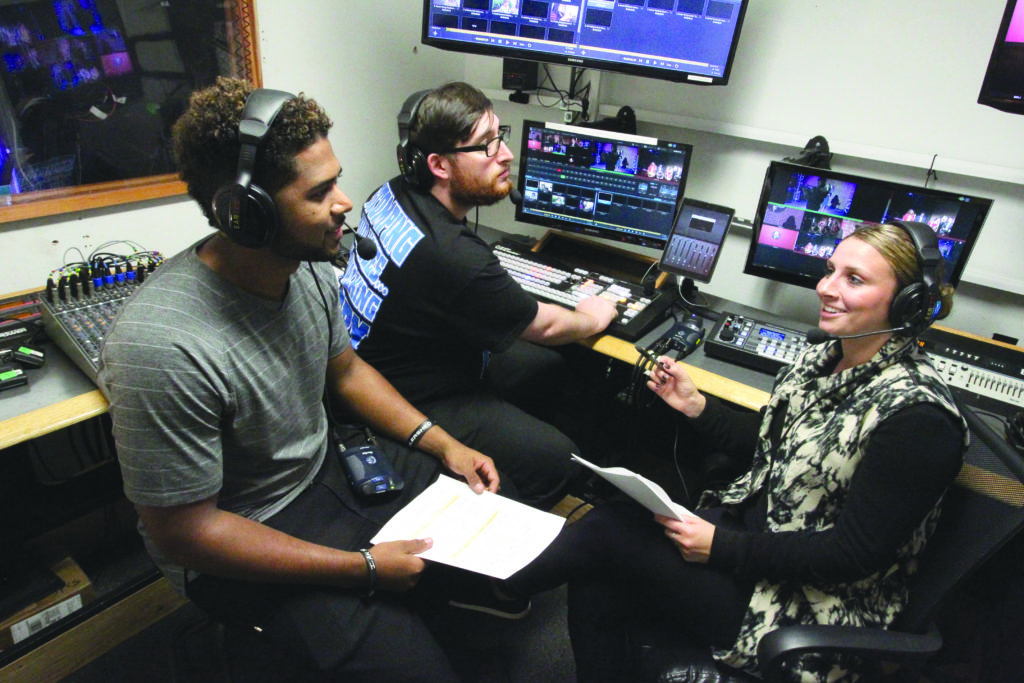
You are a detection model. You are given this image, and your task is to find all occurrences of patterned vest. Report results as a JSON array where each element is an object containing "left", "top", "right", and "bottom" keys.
[{"left": 702, "top": 336, "right": 967, "bottom": 680}]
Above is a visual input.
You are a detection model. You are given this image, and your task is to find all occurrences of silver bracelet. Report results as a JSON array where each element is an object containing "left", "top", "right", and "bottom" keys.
[{"left": 358, "top": 548, "right": 376, "bottom": 598}]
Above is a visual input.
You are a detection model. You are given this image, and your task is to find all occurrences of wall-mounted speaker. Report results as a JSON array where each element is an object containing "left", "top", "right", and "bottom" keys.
[{"left": 502, "top": 58, "right": 538, "bottom": 91}]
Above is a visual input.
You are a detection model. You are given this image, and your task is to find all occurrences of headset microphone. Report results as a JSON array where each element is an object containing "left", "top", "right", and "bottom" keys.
[
  {"left": 508, "top": 186, "right": 522, "bottom": 205},
  {"left": 356, "top": 236, "right": 377, "bottom": 260},
  {"left": 342, "top": 219, "right": 378, "bottom": 261},
  {"left": 805, "top": 325, "right": 911, "bottom": 345}
]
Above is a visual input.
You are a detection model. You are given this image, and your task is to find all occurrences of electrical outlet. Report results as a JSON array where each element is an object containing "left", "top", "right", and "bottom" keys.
[{"left": 563, "top": 110, "right": 574, "bottom": 123}]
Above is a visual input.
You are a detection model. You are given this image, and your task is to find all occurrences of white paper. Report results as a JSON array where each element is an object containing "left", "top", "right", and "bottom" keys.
[
  {"left": 370, "top": 475, "right": 565, "bottom": 579},
  {"left": 571, "top": 454, "right": 695, "bottom": 521}
]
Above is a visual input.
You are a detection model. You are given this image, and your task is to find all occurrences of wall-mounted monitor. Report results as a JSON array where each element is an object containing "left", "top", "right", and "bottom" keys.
[
  {"left": 744, "top": 161, "right": 993, "bottom": 290},
  {"left": 515, "top": 119, "right": 692, "bottom": 251},
  {"left": 422, "top": 0, "right": 748, "bottom": 86},
  {"left": 979, "top": 0, "right": 1024, "bottom": 114}
]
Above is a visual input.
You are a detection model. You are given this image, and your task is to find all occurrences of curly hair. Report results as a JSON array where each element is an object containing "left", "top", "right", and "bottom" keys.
[{"left": 172, "top": 77, "right": 333, "bottom": 226}]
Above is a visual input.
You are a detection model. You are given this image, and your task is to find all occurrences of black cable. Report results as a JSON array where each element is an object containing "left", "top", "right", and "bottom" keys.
[
  {"left": 67, "top": 422, "right": 92, "bottom": 469},
  {"left": 563, "top": 499, "right": 591, "bottom": 522},
  {"left": 308, "top": 261, "right": 344, "bottom": 433},
  {"left": 623, "top": 337, "right": 674, "bottom": 411},
  {"left": 1007, "top": 411, "right": 1024, "bottom": 454},
  {"left": 27, "top": 439, "right": 62, "bottom": 484},
  {"left": 671, "top": 419, "right": 692, "bottom": 507}
]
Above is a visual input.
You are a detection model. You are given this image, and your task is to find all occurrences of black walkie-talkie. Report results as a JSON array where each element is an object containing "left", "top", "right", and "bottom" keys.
[{"left": 334, "top": 428, "right": 404, "bottom": 496}]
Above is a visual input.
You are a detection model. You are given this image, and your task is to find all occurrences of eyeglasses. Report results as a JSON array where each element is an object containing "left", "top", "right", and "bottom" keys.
[{"left": 444, "top": 125, "right": 512, "bottom": 157}]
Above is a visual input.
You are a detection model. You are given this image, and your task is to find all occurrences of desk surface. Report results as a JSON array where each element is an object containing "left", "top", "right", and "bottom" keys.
[
  {"left": 3, "top": 283, "right": 1022, "bottom": 451},
  {"left": 0, "top": 338, "right": 108, "bottom": 451},
  {"left": 0, "top": 317, "right": 771, "bottom": 452}
]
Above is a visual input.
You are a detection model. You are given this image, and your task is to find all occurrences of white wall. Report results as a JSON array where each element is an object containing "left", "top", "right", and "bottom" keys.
[{"left": 3, "top": 0, "right": 1021, "bottom": 343}]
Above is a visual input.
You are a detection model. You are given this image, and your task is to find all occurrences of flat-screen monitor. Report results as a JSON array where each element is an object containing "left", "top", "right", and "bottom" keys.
[
  {"left": 744, "top": 161, "right": 992, "bottom": 290},
  {"left": 979, "top": 0, "right": 1024, "bottom": 114},
  {"left": 422, "top": 0, "right": 748, "bottom": 86},
  {"left": 515, "top": 119, "right": 692, "bottom": 251},
  {"left": 659, "top": 197, "right": 734, "bottom": 282}
]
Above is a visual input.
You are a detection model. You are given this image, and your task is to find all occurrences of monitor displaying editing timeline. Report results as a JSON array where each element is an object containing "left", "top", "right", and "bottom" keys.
[
  {"left": 515, "top": 120, "right": 692, "bottom": 250},
  {"left": 744, "top": 161, "right": 993, "bottom": 290},
  {"left": 422, "top": 0, "right": 748, "bottom": 85}
]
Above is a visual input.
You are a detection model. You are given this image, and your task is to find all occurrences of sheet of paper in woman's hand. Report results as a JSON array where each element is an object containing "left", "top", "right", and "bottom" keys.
[{"left": 571, "top": 454, "right": 695, "bottom": 520}]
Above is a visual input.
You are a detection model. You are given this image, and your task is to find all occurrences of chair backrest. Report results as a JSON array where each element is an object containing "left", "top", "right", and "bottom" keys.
[{"left": 895, "top": 399, "right": 1024, "bottom": 632}]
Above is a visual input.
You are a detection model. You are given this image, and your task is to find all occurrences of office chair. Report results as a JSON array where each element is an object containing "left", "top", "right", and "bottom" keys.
[{"left": 634, "top": 398, "right": 1024, "bottom": 682}]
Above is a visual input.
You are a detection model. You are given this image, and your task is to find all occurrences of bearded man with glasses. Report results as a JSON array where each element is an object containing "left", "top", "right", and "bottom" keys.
[{"left": 339, "top": 82, "right": 616, "bottom": 522}]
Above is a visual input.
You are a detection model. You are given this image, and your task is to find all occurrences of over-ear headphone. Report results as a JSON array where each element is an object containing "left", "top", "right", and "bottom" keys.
[
  {"left": 212, "top": 88, "right": 295, "bottom": 248},
  {"left": 395, "top": 89, "right": 433, "bottom": 189},
  {"left": 889, "top": 219, "right": 942, "bottom": 334}
]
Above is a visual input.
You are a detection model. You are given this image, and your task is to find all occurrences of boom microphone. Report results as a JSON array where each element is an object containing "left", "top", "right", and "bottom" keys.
[
  {"left": 508, "top": 186, "right": 522, "bottom": 205},
  {"left": 805, "top": 325, "right": 911, "bottom": 345},
  {"left": 344, "top": 220, "right": 377, "bottom": 260},
  {"left": 356, "top": 236, "right": 377, "bottom": 260}
]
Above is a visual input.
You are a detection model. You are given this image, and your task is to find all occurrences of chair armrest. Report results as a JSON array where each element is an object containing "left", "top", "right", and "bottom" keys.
[{"left": 756, "top": 622, "right": 942, "bottom": 682}]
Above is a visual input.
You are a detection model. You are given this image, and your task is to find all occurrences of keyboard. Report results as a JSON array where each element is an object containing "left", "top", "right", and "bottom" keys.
[
  {"left": 703, "top": 310, "right": 810, "bottom": 375},
  {"left": 492, "top": 240, "right": 673, "bottom": 341}
]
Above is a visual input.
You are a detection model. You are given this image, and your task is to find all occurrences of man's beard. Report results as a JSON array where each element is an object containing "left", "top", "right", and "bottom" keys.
[
  {"left": 270, "top": 228, "right": 339, "bottom": 263},
  {"left": 449, "top": 162, "right": 510, "bottom": 208}
]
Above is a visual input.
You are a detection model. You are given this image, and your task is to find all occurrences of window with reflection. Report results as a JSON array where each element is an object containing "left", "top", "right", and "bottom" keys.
[{"left": 0, "top": 0, "right": 258, "bottom": 221}]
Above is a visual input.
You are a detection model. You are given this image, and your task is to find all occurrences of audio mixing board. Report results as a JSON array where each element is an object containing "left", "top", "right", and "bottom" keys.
[
  {"left": 920, "top": 327, "right": 1024, "bottom": 420},
  {"left": 703, "top": 308, "right": 1024, "bottom": 429},
  {"left": 39, "top": 261, "right": 157, "bottom": 384}
]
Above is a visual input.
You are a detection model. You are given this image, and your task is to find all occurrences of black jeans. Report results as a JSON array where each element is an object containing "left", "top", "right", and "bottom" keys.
[
  {"left": 185, "top": 436, "right": 460, "bottom": 682},
  {"left": 506, "top": 501, "right": 756, "bottom": 683},
  {"left": 421, "top": 340, "right": 578, "bottom": 509}
]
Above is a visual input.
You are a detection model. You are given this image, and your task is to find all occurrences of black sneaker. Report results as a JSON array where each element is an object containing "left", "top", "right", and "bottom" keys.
[{"left": 448, "top": 578, "right": 531, "bottom": 620}]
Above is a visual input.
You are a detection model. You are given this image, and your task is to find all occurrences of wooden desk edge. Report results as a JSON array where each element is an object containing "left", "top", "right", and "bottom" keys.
[
  {"left": 0, "top": 390, "right": 109, "bottom": 451},
  {"left": 580, "top": 334, "right": 771, "bottom": 412},
  {"left": 1, "top": 577, "right": 187, "bottom": 683},
  {"left": 932, "top": 324, "right": 1023, "bottom": 352}
]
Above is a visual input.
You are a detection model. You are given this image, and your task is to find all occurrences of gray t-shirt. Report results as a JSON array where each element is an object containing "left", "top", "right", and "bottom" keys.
[{"left": 98, "top": 237, "right": 350, "bottom": 591}]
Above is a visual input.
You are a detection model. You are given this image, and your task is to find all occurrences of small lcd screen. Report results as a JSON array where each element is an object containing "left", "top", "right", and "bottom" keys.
[
  {"left": 658, "top": 198, "right": 735, "bottom": 283},
  {"left": 759, "top": 328, "right": 785, "bottom": 342}
]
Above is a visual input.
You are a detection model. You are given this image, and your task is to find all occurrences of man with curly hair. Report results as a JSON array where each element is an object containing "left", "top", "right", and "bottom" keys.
[{"left": 99, "top": 77, "right": 503, "bottom": 681}]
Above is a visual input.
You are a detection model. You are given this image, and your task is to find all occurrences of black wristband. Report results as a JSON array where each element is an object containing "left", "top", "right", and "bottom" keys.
[
  {"left": 358, "top": 548, "right": 376, "bottom": 598},
  {"left": 406, "top": 419, "right": 436, "bottom": 449}
]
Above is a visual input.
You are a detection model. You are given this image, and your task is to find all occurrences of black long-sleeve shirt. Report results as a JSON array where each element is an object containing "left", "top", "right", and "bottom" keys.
[{"left": 694, "top": 395, "right": 963, "bottom": 585}]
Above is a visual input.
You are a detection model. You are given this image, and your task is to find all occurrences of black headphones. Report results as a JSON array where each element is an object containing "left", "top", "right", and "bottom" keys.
[
  {"left": 212, "top": 88, "right": 295, "bottom": 248},
  {"left": 395, "top": 89, "right": 434, "bottom": 189},
  {"left": 889, "top": 219, "right": 942, "bottom": 334}
]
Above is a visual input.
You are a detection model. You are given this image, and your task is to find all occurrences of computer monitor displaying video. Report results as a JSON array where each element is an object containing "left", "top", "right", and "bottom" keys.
[
  {"left": 422, "top": 0, "right": 748, "bottom": 86},
  {"left": 515, "top": 120, "right": 692, "bottom": 251},
  {"left": 978, "top": 0, "right": 1024, "bottom": 114},
  {"left": 744, "top": 161, "right": 993, "bottom": 290}
]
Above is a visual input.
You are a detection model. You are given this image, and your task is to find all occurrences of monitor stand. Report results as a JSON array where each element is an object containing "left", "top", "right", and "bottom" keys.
[
  {"left": 679, "top": 277, "right": 699, "bottom": 300},
  {"left": 531, "top": 231, "right": 671, "bottom": 289}
]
